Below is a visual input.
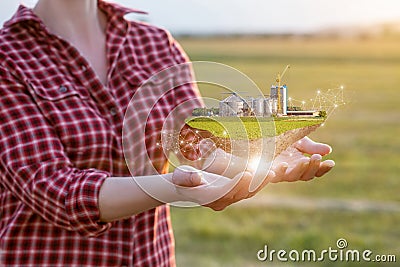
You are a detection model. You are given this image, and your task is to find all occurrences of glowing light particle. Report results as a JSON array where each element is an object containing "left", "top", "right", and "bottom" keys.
[{"left": 248, "top": 157, "right": 261, "bottom": 171}]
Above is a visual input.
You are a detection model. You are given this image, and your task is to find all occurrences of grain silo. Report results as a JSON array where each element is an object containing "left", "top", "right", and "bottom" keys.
[
  {"left": 219, "top": 94, "right": 244, "bottom": 117},
  {"left": 263, "top": 98, "right": 273, "bottom": 117},
  {"left": 253, "top": 97, "right": 265, "bottom": 117}
]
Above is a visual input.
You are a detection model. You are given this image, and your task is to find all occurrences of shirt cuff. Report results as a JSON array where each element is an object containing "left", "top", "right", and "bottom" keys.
[{"left": 65, "top": 169, "right": 111, "bottom": 237}]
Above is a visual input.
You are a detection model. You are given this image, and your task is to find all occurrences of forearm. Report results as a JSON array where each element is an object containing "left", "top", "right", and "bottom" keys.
[
  {"left": 98, "top": 174, "right": 179, "bottom": 222},
  {"left": 98, "top": 148, "right": 237, "bottom": 223}
]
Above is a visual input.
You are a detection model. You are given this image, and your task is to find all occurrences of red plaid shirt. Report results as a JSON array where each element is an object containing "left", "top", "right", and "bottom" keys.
[{"left": 0, "top": 2, "right": 200, "bottom": 266}]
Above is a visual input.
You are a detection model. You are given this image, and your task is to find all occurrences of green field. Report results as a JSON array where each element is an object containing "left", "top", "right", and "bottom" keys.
[
  {"left": 186, "top": 117, "right": 324, "bottom": 139},
  {"left": 171, "top": 36, "right": 400, "bottom": 267}
]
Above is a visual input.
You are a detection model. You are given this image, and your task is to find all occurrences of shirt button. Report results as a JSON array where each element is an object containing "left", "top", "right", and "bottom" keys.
[
  {"left": 59, "top": 85, "right": 68, "bottom": 93},
  {"left": 110, "top": 107, "right": 118, "bottom": 116}
]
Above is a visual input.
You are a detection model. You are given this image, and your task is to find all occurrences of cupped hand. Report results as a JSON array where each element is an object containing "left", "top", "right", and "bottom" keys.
[
  {"left": 171, "top": 165, "right": 275, "bottom": 211},
  {"left": 171, "top": 137, "right": 335, "bottom": 211},
  {"left": 268, "top": 136, "right": 335, "bottom": 183}
]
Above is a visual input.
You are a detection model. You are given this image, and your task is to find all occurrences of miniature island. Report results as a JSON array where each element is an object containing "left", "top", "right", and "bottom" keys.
[{"left": 185, "top": 66, "right": 344, "bottom": 158}]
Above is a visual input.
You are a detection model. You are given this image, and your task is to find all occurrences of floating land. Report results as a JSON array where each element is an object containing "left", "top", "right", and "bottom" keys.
[
  {"left": 186, "top": 116, "right": 325, "bottom": 158},
  {"left": 186, "top": 117, "right": 325, "bottom": 139}
]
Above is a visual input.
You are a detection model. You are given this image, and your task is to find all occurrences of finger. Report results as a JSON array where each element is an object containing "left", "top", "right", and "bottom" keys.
[
  {"left": 226, "top": 171, "right": 253, "bottom": 201},
  {"left": 205, "top": 171, "right": 253, "bottom": 210},
  {"left": 300, "top": 154, "right": 322, "bottom": 181},
  {"left": 285, "top": 159, "right": 310, "bottom": 182},
  {"left": 172, "top": 166, "right": 203, "bottom": 187},
  {"left": 182, "top": 124, "right": 213, "bottom": 139},
  {"left": 315, "top": 160, "right": 335, "bottom": 177},
  {"left": 199, "top": 138, "right": 216, "bottom": 157},
  {"left": 272, "top": 161, "right": 288, "bottom": 172},
  {"left": 180, "top": 127, "right": 196, "bottom": 141},
  {"left": 294, "top": 137, "right": 332, "bottom": 156},
  {"left": 204, "top": 202, "right": 227, "bottom": 211},
  {"left": 269, "top": 162, "right": 288, "bottom": 183}
]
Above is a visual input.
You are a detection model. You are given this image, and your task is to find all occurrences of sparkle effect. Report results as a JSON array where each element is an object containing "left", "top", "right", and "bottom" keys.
[
  {"left": 160, "top": 127, "right": 231, "bottom": 163},
  {"left": 287, "top": 86, "right": 346, "bottom": 119}
]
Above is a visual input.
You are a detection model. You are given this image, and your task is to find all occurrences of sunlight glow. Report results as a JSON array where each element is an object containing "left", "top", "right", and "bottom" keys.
[{"left": 248, "top": 156, "right": 261, "bottom": 171}]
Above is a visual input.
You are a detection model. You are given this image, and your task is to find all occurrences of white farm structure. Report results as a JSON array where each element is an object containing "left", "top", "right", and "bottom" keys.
[
  {"left": 219, "top": 85, "right": 287, "bottom": 117},
  {"left": 204, "top": 66, "right": 340, "bottom": 118},
  {"left": 219, "top": 65, "right": 292, "bottom": 117}
]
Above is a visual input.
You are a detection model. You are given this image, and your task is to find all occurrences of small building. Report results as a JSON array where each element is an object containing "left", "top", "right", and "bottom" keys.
[
  {"left": 192, "top": 107, "right": 219, "bottom": 117},
  {"left": 217, "top": 84, "right": 323, "bottom": 118},
  {"left": 219, "top": 93, "right": 276, "bottom": 117},
  {"left": 286, "top": 110, "right": 320, "bottom": 117}
]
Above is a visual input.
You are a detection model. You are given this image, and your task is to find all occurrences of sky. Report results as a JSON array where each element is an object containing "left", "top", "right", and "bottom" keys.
[{"left": 1, "top": 0, "right": 400, "bottom": 34}]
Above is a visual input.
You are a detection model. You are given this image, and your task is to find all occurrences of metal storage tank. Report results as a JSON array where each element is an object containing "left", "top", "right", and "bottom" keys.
[
  {"left": 253, "top": 97, "right": 265, "bottom": 117},
  {"left": 219, "top": 94, "right": 244, "bottom": 117},
  {"left": 264, "top": 98, "right": 273, "bottom": 117}
]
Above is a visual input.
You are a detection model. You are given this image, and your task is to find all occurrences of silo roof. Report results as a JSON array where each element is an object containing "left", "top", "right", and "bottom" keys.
[{"left": 221, "top": 94, "right": 244, "bottom": 103}]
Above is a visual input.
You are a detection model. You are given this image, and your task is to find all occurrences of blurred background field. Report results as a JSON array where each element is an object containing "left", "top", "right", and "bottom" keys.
[{"left": 171, "top": 36, "right": 400, "bottom": 266}]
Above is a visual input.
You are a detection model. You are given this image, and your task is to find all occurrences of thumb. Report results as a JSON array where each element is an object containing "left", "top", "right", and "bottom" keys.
[
  {"left": 294, "top": 136, "right": 332, "bottom": 156},
  {"left": 172, "top": 165, "right": 203, "bottom": 187},
  {"left": 199, "top": 138, "right": 216, "bottom": 157}
]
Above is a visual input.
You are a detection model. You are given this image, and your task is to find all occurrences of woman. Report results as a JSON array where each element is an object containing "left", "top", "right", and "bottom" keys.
[{"left": 0, "top": 0, "right": 334, "bottom": 266}]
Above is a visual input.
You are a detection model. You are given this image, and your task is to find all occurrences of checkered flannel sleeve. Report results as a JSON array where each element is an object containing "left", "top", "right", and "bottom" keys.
[{"left": 0, "top": 66, "right": 112, "bottom": 237}]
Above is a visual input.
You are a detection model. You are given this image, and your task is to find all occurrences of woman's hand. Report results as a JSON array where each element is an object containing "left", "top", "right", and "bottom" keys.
[
  {"left": 172, "top": 166, "right": 275, "bottom": 210},
  {"left": 171, "top": 137, "right": 335, "bottom": 211},
  {"left": 269, "top": 136, "right": 335, "bottom": 183}
]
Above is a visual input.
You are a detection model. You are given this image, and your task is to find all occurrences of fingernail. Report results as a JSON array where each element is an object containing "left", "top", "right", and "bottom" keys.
[
  {"left": 269, "top": 170, "right": 276, "bottom": 179},
  {"left": 311, "top": 154, "right": 322, "bottom": 161},
  {"left": 281, "top": 162, "right": 289, "bottom": 169},
  {"left": 326, "top": 160, "right": 335, "bottom": 167}
]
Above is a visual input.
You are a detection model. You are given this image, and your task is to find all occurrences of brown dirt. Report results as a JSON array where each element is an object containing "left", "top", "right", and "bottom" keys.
[
  {"left": 272, "top": 123, "right": 322, "bottom": 157},
  {"left": 211, "top": 123, "right": 322, "bottom": 159}
]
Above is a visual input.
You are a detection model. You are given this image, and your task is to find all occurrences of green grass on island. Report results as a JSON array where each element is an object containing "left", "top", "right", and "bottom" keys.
[{"left": 186, "top": 116, "right": 325, "bottom": 139}]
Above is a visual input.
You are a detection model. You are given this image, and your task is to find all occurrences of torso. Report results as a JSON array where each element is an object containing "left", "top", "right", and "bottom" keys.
[
  {"left": 0, "top": 3, "right": 200, "bottom": 265},
  {"left": 72, "top": 34, "right": 108, "bottom": 86},
  {"left": 35, "top": 8, "right": 109, "bottom": 86},
  {"left": 64, "top": 11, "right": 108, "bottom": 86}
]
